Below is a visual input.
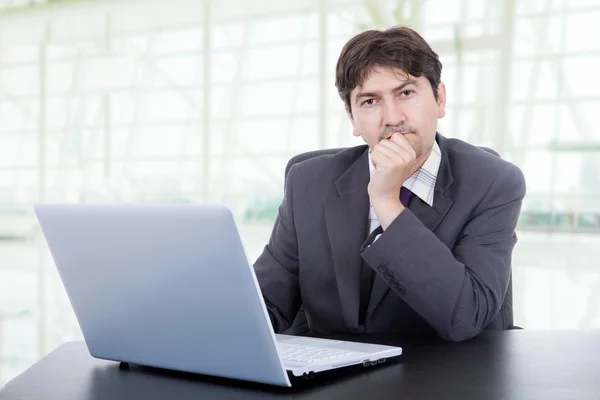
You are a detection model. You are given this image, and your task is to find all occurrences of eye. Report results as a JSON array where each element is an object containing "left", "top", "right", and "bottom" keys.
[
  {"left": 400, "top": 90, "right": 414, "bottom": 97},
  {"left": 362, "top": 98, "right": 376, "bottom": 106}
]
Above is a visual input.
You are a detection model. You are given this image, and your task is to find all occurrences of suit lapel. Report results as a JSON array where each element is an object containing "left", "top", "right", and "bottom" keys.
[
  {"left": 409, "top": 134, "right": 454, "bottom": 232},
  {"left": 409, "top": 192, "right": 453, "bottom": 232},
  {"left": 325, "top": 147, "right": 370, "bottom": 332},
  {"left": 367, "top": 134, "right": 455, "bottom": 316}
]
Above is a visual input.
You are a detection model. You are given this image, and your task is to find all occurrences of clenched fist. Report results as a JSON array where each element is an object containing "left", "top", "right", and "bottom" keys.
[{"left": 368, "top": 132, "right": 418, "bottom": 202}]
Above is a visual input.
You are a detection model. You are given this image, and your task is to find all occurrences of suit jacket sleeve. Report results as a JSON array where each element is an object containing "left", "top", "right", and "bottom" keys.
[
  {"left": 253, "top": 165, "right": 301, "bottom": 333},
  {"left": 361, "top": 163, "right": 526, "bottom": 341}
]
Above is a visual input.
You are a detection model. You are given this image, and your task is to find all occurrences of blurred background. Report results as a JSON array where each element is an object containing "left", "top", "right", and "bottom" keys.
[{"left": 0, "top": 0, "right": 599, "bottom": 386}]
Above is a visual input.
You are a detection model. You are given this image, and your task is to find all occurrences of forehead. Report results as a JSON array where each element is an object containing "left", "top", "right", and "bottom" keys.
[{"left": 351, "top": 67, "right": 421, "bottom": 95}]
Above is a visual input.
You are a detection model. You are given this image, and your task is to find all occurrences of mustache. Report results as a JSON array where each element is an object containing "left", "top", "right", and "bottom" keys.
[{"left": 379, "top": 124, "right": 418, "bottom": 141}]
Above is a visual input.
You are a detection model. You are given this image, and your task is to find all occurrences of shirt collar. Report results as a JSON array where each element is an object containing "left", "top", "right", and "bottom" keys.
[{"left": 368, "top": 140, "right": 441, "bottom": 207}]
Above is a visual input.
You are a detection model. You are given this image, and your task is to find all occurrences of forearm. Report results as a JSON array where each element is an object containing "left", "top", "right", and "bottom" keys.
[{"left": 361, "top": 210, "right": 508, "bottom": 341}]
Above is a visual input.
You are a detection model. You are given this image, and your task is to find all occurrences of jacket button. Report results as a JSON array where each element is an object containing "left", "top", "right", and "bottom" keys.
[
  {"left": 377, "top": 264, "right": 388, "bottom": 273},
  {"left": 389, "top": 280, "right": 399, "bottom": 289},
  {"left": 383, "top": 272, "right": 394, "bottom": 280}
]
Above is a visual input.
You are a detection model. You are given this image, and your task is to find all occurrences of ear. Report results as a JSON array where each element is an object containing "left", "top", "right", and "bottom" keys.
[
  {"left": 345, "top": 106, "right": 361, "bottom": 137},
  {"left": 436, "top": 82, "right": 447, "bottom": 119}
]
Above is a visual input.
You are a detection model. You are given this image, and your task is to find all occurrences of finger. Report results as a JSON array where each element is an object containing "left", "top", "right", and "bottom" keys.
[
  {"left": 389, "top": 133, "right": 417, "bottom": 159},
  {"left": 388, "top": 131, "right": 411, "bottom": 147},
  {"left": 388, "top": 132, "right": 414, "bottom": 152},
  {"left": 378, "top": 138, "right": 407, "bottom": 159},
  {"left": 379, "top": 137, "right": 413, "bottom": 165},
  {"left": 370, "top": 150, "right": 392, "bottom": 170},
  {"left": 372, "top": 141, "right": 398, "bottom": 161}
]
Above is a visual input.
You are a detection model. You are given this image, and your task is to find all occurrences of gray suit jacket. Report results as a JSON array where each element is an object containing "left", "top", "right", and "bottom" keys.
[{"left": 254, "top": 134, "right": 526, "bottom": 341}]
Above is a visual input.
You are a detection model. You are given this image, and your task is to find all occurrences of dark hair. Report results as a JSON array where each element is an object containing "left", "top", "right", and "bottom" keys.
[{"left": 335, "top": 26, "right": 442, "bottom": 114}]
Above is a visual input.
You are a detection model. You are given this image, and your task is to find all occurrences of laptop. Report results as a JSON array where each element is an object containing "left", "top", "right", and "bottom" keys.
[{"left": 34, "top": 204, "right": 402, "bottom": 387}]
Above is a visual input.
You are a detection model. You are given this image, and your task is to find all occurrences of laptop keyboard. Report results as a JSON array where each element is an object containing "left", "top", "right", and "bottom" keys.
[{"left": 277, "top": 345, "right": 353, "bottom": 363}]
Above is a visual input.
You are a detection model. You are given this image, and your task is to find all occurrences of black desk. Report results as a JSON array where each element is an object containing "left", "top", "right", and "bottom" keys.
[{"left": 1, "top": 330, "right": 599, "bottom": 400}]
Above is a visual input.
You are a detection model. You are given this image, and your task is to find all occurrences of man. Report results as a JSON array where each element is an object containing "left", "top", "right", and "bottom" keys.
[{"left": 254, "top": 26, "right": 526, "bottom": 341}]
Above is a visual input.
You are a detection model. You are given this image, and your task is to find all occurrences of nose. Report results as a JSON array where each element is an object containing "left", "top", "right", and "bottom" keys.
[{"left": 381, "top": 98, "right": 406, "bottom": 128}]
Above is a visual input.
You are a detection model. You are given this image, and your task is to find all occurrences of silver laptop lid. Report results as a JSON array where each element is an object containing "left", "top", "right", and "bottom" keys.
[{"left": 34, "top": 204, "right": 291, "bottom": 387}]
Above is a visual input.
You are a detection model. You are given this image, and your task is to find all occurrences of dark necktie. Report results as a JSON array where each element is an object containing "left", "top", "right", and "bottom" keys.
[{"left": 400, "top": 186, "right": 413, "bottom": 207}]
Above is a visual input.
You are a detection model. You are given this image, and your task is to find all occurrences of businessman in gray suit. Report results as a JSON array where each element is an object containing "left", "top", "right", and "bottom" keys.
[{"left": 254, "top": 26, "right": 526, "bottom": 341}]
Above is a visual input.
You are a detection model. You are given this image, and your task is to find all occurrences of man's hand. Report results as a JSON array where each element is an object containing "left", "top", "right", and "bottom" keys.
[{"left": 368, "top": 133, "right": 418, "bottom": 230}]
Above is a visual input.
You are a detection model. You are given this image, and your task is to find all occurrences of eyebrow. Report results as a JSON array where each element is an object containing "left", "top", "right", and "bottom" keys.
[{"left": 354, "top": 79, "right": 419, "bottom": 105}]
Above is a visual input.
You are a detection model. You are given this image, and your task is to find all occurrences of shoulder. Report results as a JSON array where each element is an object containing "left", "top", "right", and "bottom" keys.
[
  {"left": 286, "top": 145, "right": 368, "bottom": 183},
  {"left": 440, "top": 136, "right": 526, "bottom": 201},
  {"left": 442, "top": 137, "right": 524, "bottom": 187}
]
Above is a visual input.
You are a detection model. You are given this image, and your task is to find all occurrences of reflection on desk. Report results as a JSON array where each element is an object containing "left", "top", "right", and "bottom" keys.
[{"left": 1, "top": 330, "right": 599, "bottom": 400}]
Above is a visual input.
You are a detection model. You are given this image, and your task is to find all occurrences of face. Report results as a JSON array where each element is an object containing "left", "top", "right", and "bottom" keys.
[{"left": 346, "top": 67, "right": 446, "bottom": 162}]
